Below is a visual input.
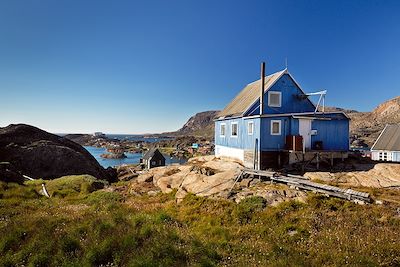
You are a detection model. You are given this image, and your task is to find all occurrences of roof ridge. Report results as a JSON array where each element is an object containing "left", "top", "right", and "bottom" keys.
[{"left": 246, "top": 68, "right": 287, "bottom": 86}]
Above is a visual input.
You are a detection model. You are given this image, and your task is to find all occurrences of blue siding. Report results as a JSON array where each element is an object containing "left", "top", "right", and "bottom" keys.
[
  {"left": 311, "top": 118, "right": 349, "bottom": 151},
  {"left": 244, "top": 74, "right": 315, "bottom": 116},
  {"left": 216, "top": 115, "right": 349, "bottom": 152},
  {"left": 260, "top": 117, "right": 292, "bottom": 151},
  {"left": 393, "top": 152, "right": 400, "bottom": 162},
  {"left": 215, "top": 118, "right": 260, "bottom": 150},
  {"left": 290, "top": 119, "right": 299, "bottom": 135},
  {"left": 242, "top": 118, "right": 261, "bottom": 150}
]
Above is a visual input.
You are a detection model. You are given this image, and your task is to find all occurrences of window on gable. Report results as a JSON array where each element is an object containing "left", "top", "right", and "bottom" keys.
[
  {"left": 231, "top": 122, "right": 238, "bottom": 137},
  {"left": 271, "top": 120, "right": 281, "bottom": 135},
  {"left": 248, "top": 121, "right": 254, "bottom": 135},
  {"left": 220, "top": 123, "right": 226, "bottom": 137},
  {"left": 268, "top": 91, "right": 282, "bottom": 107}
]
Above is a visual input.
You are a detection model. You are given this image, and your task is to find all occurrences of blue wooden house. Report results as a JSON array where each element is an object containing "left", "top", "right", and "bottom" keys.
[{"left": 214, "top": 64, "right": 349, "bottom": 169}]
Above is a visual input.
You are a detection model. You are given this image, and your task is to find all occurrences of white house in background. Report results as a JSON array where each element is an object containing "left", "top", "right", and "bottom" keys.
[{"left": 371, "top": 124, "right": 400, "bottom": 162}]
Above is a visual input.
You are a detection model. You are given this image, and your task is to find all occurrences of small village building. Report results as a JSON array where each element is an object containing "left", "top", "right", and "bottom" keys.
[
  {"left": 370, "top": 124, "right": 400, "bottom": 162},
  {"left": 214, "top": 66, "right": 350, "bottom": 169},
  {"left": 141, "top": 148, "right": 166, "bottom": 169},
  {"left": 93, "top": 132, "right": 105, "bottom": 137}
]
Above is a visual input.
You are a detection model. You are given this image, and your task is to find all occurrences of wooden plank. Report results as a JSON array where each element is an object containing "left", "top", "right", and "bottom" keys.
[
  {"left": 243, "top": 168, "right": 371, "bottom": 203},
  {"left": 244, "top": 169, "right": 369, "bottom": 199}
]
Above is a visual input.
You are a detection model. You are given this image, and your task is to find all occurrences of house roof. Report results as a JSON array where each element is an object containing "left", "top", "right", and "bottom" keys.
[
  {"left": 371, "top": 124, "right": 400, "bottom": 151},
  {"left": 218, "top": 69, "right": 287, "bottom": 118},
  {"left": 142, "top": 148, "right": 162, "bottom": 160}
]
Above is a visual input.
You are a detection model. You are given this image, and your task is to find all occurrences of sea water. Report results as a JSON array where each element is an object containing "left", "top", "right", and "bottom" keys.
[{"left": 84, "top": 146, "right": 186, "bottom": 168}]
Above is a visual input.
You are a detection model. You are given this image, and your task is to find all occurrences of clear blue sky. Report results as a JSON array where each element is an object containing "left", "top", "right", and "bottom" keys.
[{"left": 1, "top": 0, "right": 399, "bottom": 134}]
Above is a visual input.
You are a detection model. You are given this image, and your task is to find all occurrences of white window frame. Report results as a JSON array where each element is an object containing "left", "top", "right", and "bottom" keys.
[
  {"left": 231, "top": 122, "right": 238, "bottom": 137},
  {"left": 270, "top": 120, "right": 281, "bottom": 135},
  {"left": 247, "top": 121, "right": 254, "bottom": 135},
  {"left": 268, "top": 91, "right": 282, "bottom": 107},
  {"left": 220, "top": 123, "right": 226, "bottom": 137}
]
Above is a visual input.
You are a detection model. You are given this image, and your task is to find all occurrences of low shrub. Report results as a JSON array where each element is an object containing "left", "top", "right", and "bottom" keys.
[{"left": 235, "top": 196, "right": 267, "bottom": 224}]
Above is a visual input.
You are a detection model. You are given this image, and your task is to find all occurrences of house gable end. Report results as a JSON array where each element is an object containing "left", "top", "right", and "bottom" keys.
[{"left": 244, "top": 73, "right": 316, "bottom": 116}]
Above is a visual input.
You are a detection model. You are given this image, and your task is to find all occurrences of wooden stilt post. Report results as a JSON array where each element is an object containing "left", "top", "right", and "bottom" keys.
[
  {"left": 278, "top": 152, "right": 281, "bottom": 168},
  {"left": 253, "top": 139, "right": 257, "bottom": 170},
  {"left": 293, "top": 135, "right": 296, "bottom": 151}
]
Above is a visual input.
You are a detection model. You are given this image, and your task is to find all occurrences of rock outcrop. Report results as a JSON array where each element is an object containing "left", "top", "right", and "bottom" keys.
[
  {"left": 304, "top": 163, "right": 400, "bottom": 188},
  {"left": 100, "top": 152, "right": 127, "bottom": 159},
  {"left": 129, "top": 156, "right": 241, "bottom": 201},
  {"left": 0, "top": 162, "right": 25, "bottom": 184},
  {"left": 128, "top": 156, "right": 307, "bottom": 204},
  {"left": 0, "top": 124, "right": 116, "bottom": 181}
]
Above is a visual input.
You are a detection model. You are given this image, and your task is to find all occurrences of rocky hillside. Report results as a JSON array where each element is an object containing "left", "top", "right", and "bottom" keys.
[
  {"left": 349, "top": 96, "right": 400, "bottom": 147},
  {"left": 166, "top": 110, "right": 219, "bottom": 138},
  {"left": 0, "top": 124, "right": 116, "bottom": 182}
]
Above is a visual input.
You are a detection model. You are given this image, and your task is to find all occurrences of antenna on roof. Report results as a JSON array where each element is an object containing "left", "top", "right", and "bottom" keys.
[{"left": 285, "top": 57, "right": 288, "bottom": 69}]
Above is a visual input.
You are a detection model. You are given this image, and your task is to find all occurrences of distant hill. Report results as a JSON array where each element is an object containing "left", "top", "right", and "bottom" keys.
[
  {"left": 164, "top": 110, "right": 219, "bottom": 139},
  {"left": 319, "top": 106, "right": 358, "bottom": 114},
  {"left": 348, "top": 96, "right": 400, "bottom": 146}
]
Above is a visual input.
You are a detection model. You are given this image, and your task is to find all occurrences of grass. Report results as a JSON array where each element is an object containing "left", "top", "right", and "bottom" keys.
[
  {"left": 26, "top": 175, "right": 108, "bottom": 198},
  {"left": 1, "top": 180, "right": 400, "bottom": 266}
]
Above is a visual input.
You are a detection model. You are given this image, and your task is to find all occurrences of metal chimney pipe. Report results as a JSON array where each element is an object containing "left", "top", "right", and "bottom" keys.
[{"left": 260, "top": 62, "right": 265, "bottom": 115}]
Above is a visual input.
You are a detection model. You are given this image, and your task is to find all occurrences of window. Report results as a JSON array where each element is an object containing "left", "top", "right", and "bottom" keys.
[
  {"left": 378, "top": 152, "right": 388, "bottom": 161},
  {"left": 247, "top": 121, "right": 254, "bottom": 135},
  {"left": 220, "top": 123, "right": 226, "bottom": 137},
  {"left": 268, "top": 91, "right": 282, "bottom": 107},
  {"left": 271, "top": 120, "right": 281, "bottom": 135},
  {"left": 231, "top": 122, "right": 238, "bottom": 137}
]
